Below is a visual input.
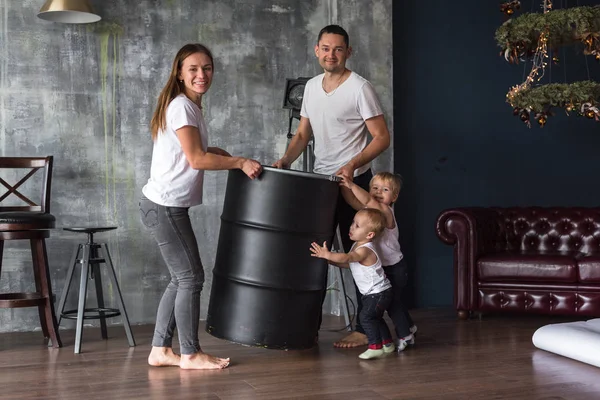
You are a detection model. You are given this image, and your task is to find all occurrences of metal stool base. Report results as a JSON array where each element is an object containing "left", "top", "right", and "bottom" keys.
[
  {"left": 54, "top": 228, "right": 136, "bottom": 353},
  {"left": 62, "top": 307, "right": 121, "bottom": 320}
]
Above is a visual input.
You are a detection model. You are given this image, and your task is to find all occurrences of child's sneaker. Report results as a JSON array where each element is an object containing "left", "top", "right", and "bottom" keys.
[
  {"left": 396, "top": 334, "right": 414, "bottom": 352},
  {"left": 358, "top": 348, "right": 385, "bottom": 360},
  {"left": 383, "top": 342, "right": 396, "bottom": 354}
]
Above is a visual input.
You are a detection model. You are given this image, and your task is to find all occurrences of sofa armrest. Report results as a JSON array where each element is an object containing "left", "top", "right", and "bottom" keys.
[{"left": 436, "top": 207, "right": 504, "bottom": 316}]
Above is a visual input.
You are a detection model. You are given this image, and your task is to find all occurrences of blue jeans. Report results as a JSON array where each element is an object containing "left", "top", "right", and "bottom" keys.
[
  {"left": 139, "top": 196, "right": 204, "bottom": 355},
  {"left": 383, "top": 259, "right": 414, "bottom": 338},
  {"left": 360, "top": 288, "right": 393, "bottom": 346},
  {"left": 356, "top": 259, "right": 414, "bottom": 337}
]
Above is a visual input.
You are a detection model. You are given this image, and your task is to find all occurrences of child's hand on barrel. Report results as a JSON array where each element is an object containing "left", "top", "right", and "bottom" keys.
[
  {"left": 310, "top": 241, "right": 330, "bottom": 259},
  {"left": 338, "top": 174, "right": 355, "bottom": 189}
]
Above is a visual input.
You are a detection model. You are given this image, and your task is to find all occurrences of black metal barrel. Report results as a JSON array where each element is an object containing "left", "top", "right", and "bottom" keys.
[{"left": 206, "top": 167, "right": 339, "bottom": 349}]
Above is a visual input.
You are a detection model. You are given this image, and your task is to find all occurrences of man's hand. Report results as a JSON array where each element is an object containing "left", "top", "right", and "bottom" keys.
[
  {"left": 310, "top": 241, "right": 330, "bottom": 260},
  {"left": 272, "top": 158, "right": 290, "bottom": 169},
  {"left": 335, "top": 164, "right": 355, "bottom": 180}
]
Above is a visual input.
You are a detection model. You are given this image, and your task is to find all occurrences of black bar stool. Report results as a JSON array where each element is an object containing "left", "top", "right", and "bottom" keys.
[{"left": 55, "top": 226, "right": 135, "bottom": 353}]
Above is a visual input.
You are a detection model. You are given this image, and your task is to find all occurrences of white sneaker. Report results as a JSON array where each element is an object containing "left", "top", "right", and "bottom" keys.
[
  {"left": 396, "top": 333, "right": 414, "bottom": 352},
  {"left": 410, "top": 325, "right": 418, "bottom": 335}
]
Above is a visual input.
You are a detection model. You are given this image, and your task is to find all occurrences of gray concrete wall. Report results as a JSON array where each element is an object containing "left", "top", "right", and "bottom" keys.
[{"left": 0, "top": 0, "right": 392, "bottom": 332}]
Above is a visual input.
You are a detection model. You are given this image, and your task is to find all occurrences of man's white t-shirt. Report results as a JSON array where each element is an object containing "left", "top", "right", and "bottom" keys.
[
  {"left": 300, "top": 71, "right": 384, "bottom": 176},
  {"left": 142, "top": 94, "right": 208, "bottom": 207}
]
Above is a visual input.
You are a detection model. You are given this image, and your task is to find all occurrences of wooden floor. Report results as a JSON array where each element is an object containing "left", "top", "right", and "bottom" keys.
[{"left": 1, "top": 308, "right": 599, "bottom": 399}]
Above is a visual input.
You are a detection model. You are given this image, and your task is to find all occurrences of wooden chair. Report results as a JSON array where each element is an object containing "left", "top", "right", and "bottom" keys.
[{"left": 0, "top": 156, "right": 62, "bottom": 347}]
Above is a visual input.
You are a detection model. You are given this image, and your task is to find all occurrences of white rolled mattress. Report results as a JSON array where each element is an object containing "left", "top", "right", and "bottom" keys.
[{"left": 532, "top": 319, "right": 600, "bottom": 368}]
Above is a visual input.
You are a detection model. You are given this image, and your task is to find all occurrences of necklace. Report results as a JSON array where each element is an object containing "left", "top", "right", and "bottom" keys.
[{"left": 322, "top": 70, "right": 347, "bottom": 97}]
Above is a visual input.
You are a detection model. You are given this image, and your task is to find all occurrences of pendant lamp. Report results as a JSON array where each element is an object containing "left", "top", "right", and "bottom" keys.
[{"left": 37, "top": 0, "right": 101, "bottom": 24}]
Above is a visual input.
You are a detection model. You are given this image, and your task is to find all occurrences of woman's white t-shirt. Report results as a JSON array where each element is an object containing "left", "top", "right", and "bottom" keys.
[{"left": 142, "top": 94, "right": 208, "bottom": 207}]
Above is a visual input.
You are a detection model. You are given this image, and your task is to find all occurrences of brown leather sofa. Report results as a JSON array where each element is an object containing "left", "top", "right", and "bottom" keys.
[{"left": 436, "top": 207, "right": 600, "bottom": 319}]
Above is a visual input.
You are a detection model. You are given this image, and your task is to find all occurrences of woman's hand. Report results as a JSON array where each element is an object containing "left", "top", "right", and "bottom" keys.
[
  {"left": 310, "top": 241, "right": 330, "bottom": 260},
  {"left": 241, "top": 159, "right": 262, "bottom": 179}
]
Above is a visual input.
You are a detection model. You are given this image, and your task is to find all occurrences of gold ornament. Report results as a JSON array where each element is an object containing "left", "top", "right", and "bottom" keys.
[
  {"left": 538, "top": 116, "right": 547, "bottom": 127},
  {"left": 585, "top": 109, "right": 596, "bottom": 119}
]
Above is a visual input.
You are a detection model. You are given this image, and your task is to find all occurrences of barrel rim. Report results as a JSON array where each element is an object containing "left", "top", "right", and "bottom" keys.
[{"left": 259, "top": 166, "right": 341, "bottom": 182}]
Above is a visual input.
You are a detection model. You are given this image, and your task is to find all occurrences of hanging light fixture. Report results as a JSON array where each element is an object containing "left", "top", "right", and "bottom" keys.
[{"left": 37, "top": 0, "right": 101, "bottom": 24}]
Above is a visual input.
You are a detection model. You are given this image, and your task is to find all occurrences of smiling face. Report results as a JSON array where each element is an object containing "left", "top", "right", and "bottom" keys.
[
  {"left": 369, "top": 177, "right": 399, "bottom": 206},
  {"left": 178, "top": 52, "right": 213, "bottom": 101},
  {"left": 315, "top": 33, "right": 351, "bottom": 74}
]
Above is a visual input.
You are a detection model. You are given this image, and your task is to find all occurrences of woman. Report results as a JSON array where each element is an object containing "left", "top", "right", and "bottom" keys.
[{"left": 140, "top": 43, "right": 262, "bottom": 370}]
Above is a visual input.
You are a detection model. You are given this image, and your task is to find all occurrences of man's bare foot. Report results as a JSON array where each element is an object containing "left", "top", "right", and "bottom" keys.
[
  {"left": 179, "top": 351, "right": 230, "bottom": 370},
  {"left": 333, "top": 331, "right": 368, "bottom": 348},
  {"left": 148, "top": 346, "right": 181, "bottom": 367}
]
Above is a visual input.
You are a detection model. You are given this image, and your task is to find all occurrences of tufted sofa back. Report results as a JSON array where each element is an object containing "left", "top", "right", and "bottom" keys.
[{"left": 492, "top": 207, "right": 600, "bottom": 254}]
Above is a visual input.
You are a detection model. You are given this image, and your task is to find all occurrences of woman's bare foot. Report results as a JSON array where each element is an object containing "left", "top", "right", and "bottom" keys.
[
  {"left": 333, "top": 331, "right": 368, "bottom": 348},
  {"left": 179, "top": 351, "right": 230, "bottom": 370},
  {"left": 148, "top": 346, "right": 181, "bottom": 367}
]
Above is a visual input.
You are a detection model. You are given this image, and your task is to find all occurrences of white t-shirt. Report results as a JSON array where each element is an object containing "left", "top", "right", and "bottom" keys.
[
  {"left": 349, "top": 242, "right": 391, "bottom": 296},
  {"left": 142, "top": 94, "right": 208, "bottom": 207},
  {"left": 300, "top": 71, "right": 384, "bottom": 176},
  {"left": 374, "top": 205, "right": 404, "bottom": 266}
]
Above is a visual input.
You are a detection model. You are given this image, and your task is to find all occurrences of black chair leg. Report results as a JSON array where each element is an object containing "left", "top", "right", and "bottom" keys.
[
  {"left": 74, "top": 244, "right": 91, "bottom": 354},
  {"left": 48, "top": 244, "right": 80, "bottom": 348},
  {"left": 31, "top": 238, "right": 62, "bottom": 348},
  {"left": 101, "top": 243, "right": 136, "bottom": 347},
  {"left": 92, "top": 258, "right": 108, "bottom": 340},
  {"left": 0, "top": 241, "right": 4, "bottom": 276}
]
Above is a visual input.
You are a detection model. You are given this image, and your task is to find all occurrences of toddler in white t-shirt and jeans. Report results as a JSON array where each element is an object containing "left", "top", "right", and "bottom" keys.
[
  {"left": 310, "top": 208, "right": 395, "bottom": 360},
  {"left": 339, "top": 172, "right": 417, "bottom": 352}
]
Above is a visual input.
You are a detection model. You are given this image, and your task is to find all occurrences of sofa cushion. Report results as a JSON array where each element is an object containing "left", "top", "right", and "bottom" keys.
[
  {"left": 478, "top": 252, "right": 578, "bottom": 283},
  {"left": 577, "top": 255, "right": 600, "bottom": 283}
]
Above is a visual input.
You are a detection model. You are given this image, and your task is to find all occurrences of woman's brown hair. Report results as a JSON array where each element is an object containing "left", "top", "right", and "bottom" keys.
[{"left": 150, "top": 43, "right": 214, "bottom": 140}]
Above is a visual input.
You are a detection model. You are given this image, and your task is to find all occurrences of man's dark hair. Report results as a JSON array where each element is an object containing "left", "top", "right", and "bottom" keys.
[{"left": 317, "top": 25, "right": 349, "bottom": 47}]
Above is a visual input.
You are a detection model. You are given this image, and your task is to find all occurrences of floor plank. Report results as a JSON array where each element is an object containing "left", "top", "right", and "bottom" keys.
[{"left": 1, "top": 308, "right": 599, "bottom": 399}]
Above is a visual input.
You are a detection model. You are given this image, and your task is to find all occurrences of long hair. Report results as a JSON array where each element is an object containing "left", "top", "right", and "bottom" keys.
[{"left": 150, "top": 43, "right": 214, "bottom": 140}]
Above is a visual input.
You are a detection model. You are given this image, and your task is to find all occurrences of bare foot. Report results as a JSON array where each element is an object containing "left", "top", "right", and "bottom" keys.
[
  {"left": 333, "top": 331, "right": 368, "bottom": 348},
  {"left": 148, "top": 346, "right": 181, "bottom": 367},
  {"left": 179, "top": 351, "right": 230, "bottom": 370}
]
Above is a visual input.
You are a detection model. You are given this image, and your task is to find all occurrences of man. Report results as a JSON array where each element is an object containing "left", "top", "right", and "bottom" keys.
[{"left": 273, "top": 25, "right": 391, "bottom": 348}]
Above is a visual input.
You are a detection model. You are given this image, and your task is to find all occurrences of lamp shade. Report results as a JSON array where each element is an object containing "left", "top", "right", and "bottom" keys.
[{"left": 37, "top": 0, "right": 101, "bottom": 24}]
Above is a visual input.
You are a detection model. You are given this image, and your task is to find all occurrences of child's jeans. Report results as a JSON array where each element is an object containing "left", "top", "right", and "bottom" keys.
[
  {"left": 383, "top": 259, "right": 414, "bottom": 338},
  {"left": 360, "top": 288, "right": 393, "bottom": 347}
]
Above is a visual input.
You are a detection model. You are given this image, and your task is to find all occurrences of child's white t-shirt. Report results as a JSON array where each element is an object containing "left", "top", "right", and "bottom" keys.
[
  {"left": 375, "top": 205, "right": 404, "bottom": 266},
  {"left": 142, "top": 94, "right": 208, "bottom": 207},
  {"left": 349, "top": 242, "right": 391, "bottom": 296}
]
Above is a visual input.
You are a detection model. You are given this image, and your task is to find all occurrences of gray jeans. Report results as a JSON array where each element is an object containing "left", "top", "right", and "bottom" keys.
[{"left": 139, "top": 196, "right": 204, "bottom": 354}]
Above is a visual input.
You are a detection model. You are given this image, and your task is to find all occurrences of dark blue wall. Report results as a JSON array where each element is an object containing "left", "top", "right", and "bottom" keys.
[{"left": 393, "top": 0, "right": 600, "bottom": 307}]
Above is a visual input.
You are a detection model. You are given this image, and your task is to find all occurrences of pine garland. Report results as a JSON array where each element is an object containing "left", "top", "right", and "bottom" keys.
[
  {"left": 495, "top": 5, "right": 600, "bottom": 53},
  {"left": 508, "top": 81, "right": 600, "bottom": 111}
]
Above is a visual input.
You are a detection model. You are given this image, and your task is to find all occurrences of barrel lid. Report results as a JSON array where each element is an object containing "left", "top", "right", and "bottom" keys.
[{"left": 260, "top": 166, "right": 341, "bottom": 182}]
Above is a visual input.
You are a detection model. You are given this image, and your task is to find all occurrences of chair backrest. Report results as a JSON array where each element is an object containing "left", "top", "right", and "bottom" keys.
[{"left": 0, "top": 156, "right": 53, "bottom": 213}]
